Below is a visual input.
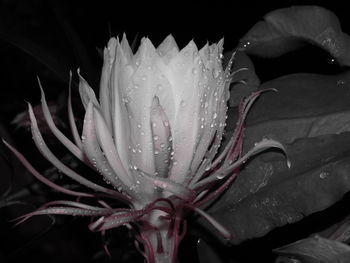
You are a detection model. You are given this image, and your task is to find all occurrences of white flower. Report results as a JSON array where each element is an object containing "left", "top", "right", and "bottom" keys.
[
  {"left": 4, "top": 34, "right": 288, "bottom": 263},
  {"left": 78, "top": 34, "right": 232, "bottom": 206}
]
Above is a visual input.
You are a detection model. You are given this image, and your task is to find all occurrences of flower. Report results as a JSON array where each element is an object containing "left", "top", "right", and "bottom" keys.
[{"left": 3, "top": 34, "right": 288, "bottom": 263}]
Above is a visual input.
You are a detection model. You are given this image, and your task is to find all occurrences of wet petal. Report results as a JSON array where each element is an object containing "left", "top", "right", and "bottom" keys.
[
  {"left": 93, "top": 106, "right": 134, "bottom": 187},
  {"left": 38, "top": 77, "right": 85, "bottom": 162},
  {"left": 150, "top": 96, "right": 173, "bottom": 178}
]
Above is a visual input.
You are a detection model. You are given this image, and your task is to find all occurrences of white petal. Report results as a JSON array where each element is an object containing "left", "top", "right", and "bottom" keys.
[
  {"left": 167, "top": 40, "right": 202, "bottom": 184},
  {"left": 157, "top": 35, "right": 179, "bottom": 64},
  {"left": 99, "top": 37, "right": 117, "bottom": 131},
  {"left": 150, "top": 96, "right": 173, "bottom": 178},
  {"left": 110, "top": 39, "right": 133, "bottom": 177},
  {"left": 78, "top": 70, "right": 100, "bottom": 109}
]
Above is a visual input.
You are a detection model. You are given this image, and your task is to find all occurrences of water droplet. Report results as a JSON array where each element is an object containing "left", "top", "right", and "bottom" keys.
[
  {"left": 212, "top": 68, "right": 220, "bottom": 79},
  {"left": 204, "top": 102, "right": 209, "bottom": 108},
  {"left": 153, "top": 135, "right": 159, "bottom": 141},
  {"left": 205, "top": 163, "right": 211, "bottom": 171},
  {"left": 337, "top": 79, "right": 346, "bottom": 87},
  {"left": 137, "top": 123, "right": 142, "bottom": 129},
  {"left": 141, "top": 75, "right": 147, "bottom": 81},
  {"left": 319, "top": 171, "right": 329, "bottom": 179},
  {"left": 134, "top": 84, "right": 139, "bottom": 89},
  {"left": 217, "top": 173, "right": 225, "bottom": 179},
  {"left": 173, "top": 161, "right": 177, "bottom": 166},
  {"left": 152, "top": 122, "right": 157, "bottom": 128},
  {"left": 157, "top": 84, "right": 163, "bottom": 90},
  {"left": 135, "top": 60, "right": 140, "bottom": 66},
  {"left": 163, "top": 121, "right": 169, "bottom": 127},
  {"left": 154, "top": 150, "right": 159, "bottom": 155},
  {"left": 140, "top": 130, "right": 145, "bottom": 136},
  {"left": 133, "top": 165, "right": 138, "bottom": 170},
  {"left": 328, "top": 57, "right": 336, "bottom": 64},
  {"left": 212, "top": 113, "right": 217, "bottom": 119},
  {"left": 239, "top": 41, "right": 251, "bottom": 50},
  {"left": 160, "top": 143, "right": 165, "bottom": 148},
  {"left": 192, "top": 68, "right": 198, "bottom": 75}
]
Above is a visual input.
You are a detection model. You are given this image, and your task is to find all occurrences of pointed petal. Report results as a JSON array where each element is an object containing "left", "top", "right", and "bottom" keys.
[
  {"left": 150, "top": 96, "right": 173, "bottom": 178},
  {"left": 167, "top": 41, "right": 202, "bottom": 184},
  {"left": 110, "top": 39, "right": 133, "bottom": 176},
  {"left": 16, "top": 206, "right": 113, "bottom": 225},
  {"left": 28, "top": 103, "right": 120, "bottom": 196},
  {"left": 88, "top": 209, "right": 144, "bottom": 231},
  {"left": 2, "top": 139, "right": 92, "bottom": 197},
  {"left": 93, "top": 106, "right": 134, "bottom": 187},
  {"left": 67, "top": 71, "right": 83, "bottom": 149},
  {"left": 121, "top": 33, "right": 133, "bottom": 62},
  {"left": 99, "top": 38, "right": 117, "bottom": 131},
  {"left": 157, "top": 35, "right": 179, "bottom": 63},
  {"left": 38, "top": 77, "right": 85, "bottom": 162},
  {"left": 193, "top": 139, "right": 289, "bottom": 190},
  {"left": 82, "top": 103, "right": 132, "bottom": 194},
  {"left": 78, "top": 69, "right": 100, "bottom": 110}
]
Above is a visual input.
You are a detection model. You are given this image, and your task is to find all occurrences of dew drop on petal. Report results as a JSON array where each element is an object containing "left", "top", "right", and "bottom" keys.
[
  {"left": 217, "top": 173, "right": 225, "bottom": 179},
  {"left": 137, "top": 123, "right": 142, "bottom": 129},
  {"left": 212, "top": 69, "right": 220, "bottom": 79},
  {"left": 153, "top": 135, "right": 159, "bottom": 141}
]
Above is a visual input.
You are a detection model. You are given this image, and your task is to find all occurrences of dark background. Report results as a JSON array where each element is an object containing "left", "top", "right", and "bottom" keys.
[{"left": 1, "top": 0, "right": 350, "bottom": 262}]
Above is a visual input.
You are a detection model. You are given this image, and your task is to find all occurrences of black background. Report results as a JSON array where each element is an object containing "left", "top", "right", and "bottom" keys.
[{"left": 1, "top": 0, "right": 350, "bottom": 262}]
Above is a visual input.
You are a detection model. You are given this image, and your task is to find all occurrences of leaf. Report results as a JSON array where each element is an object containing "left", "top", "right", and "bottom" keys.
[
  {"left": 274, "top": 236, "right": 350, "bottom": 263},
  {"left": 239, "top": 6, "right": 350, "bottom": 66},
  {"left": 199, "top": 71, "right": 350, "bottom": 244}
]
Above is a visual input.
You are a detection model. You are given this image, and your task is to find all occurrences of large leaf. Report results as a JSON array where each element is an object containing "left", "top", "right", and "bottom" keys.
[
  {"left": 239, "top": 6, "right": 350, "bottom": 66},
  {"left": 274, "top": 236, "right": 350, "bottom": 263},
  {"left": 199, "top": 71, "right": 350, "bottom": 245}
]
